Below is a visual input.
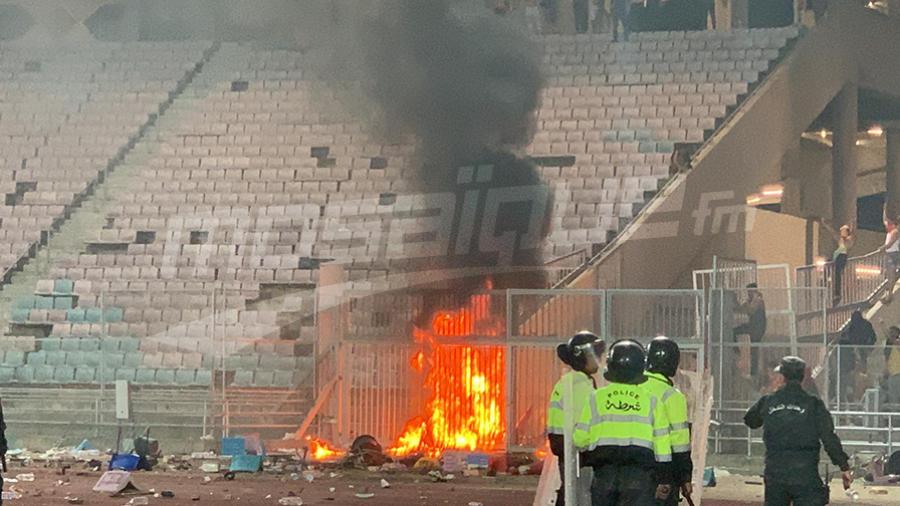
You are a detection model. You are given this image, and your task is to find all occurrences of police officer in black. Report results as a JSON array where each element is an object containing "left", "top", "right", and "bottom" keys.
[{"left": 744, "top": 356, "right": 852, "bottom": 505}]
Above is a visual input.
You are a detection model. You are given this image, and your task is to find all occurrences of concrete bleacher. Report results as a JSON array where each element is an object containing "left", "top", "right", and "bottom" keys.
[
  {"left": 0, "top": 42, "right": 209, "bottom": 283},
  {"left": 0, "top": 26, "right": 798, "bottom": 391}
]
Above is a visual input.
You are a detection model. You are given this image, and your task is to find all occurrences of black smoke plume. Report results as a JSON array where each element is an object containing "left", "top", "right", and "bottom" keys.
[
  {"left": 363, "top": 0, "right": 543, "bottom": 183},
  {"left": 362, "top": 0, "right": 551, "bottom": 320}
]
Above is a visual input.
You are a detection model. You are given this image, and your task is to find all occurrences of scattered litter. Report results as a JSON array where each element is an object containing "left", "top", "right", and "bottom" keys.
[
  {"left": 15, "top": 473, "right": 35, "bottom": 482},
  {"left": 380, "top": 479, "right": 390, "bottom": 488},
  {"left": 278, "top": 498, "right": 304, "bottom": 505},
  {"left": 223, "top": 472, "right": 236, "bottom": 481},
  {"left": 869, "top": 488, "right": 888, "bottom": 494},
  {"left": 161, "top": 491, "right": 175, "bottom": 498},
  {"left": 468, "top": 503, "right": 484, "bottom": 506},
  {"left": 200, "top": 463, "right": 220, "bottom": 473},
  {"left": 328, "top": 472, "right": 342, "bottom": 479},
  {"left": 65, "top": 497, "right": 84, "bottom": 504},
  {"left": 329, "top": 487, "right": 336, "bottom": 493},
  {"left": 5, "top": 478, "right": 17, "bottom": 484},
  {"left": 93, "top": 470, "right": 141, "bottom": 495},
  {"left": 744, "top": 481, "right": 763, "bottom": 486},
  {"left": 203, "top": 476, "right": 212, "bottom": 483},
  {"left": 191, "top": 495, "right": 200, "bottom": 501},
  {"left": 75, "top": 440, "right": 96, "bottom": 451},
  {"left": 354, "top": 493, "right": 375, "bottom": 499},
  {"left": 127, "top": 497, "right": 150, "bottom": 505}
]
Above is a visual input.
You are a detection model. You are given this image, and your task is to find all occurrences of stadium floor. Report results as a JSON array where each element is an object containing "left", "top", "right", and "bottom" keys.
[{"left": 4, "top": 465, "right": 896, "bottom": 505}]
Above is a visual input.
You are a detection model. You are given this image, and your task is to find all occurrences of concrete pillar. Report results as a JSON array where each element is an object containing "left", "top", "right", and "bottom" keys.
[
  {"left": 831, "top": 83, "right": 859, "bottom": 228},
  {"left": 885, "top": 122, "right": 900, "bottom": 221}
]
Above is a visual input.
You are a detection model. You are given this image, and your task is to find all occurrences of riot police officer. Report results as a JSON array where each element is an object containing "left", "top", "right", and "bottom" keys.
[
  {"left": 744, "top": 356, "right": 852, "bottom": 505},
  {"left": 644, "top": 336, "right": 693, "bottom": 506},
  {"left": 547, "top": 331, "right": 604, "bottom": 506},
  {"left": 575, "top": 339, "right": 672, "bottom": 505}
]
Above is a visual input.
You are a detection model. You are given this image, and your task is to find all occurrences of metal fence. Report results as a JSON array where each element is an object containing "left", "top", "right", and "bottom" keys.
[
  {"left": 312, "top": 288, "right": 706, "bottom": 452},
  {"left": 796, "top": 250, "right": 888, "bottom": 331}
]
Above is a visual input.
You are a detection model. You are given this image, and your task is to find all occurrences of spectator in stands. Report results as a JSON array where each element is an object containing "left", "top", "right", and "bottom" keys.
[
  {"left": 883, "top": 326, "right": 900, "bottom": 405},
  {"left": 733, "top": 283, "right": 767, "bottom": 377},
  {"left": 879, "top": 213, "right": 900, "bottom": 304},
  {"left": 612, "top": 0, "right": 632, "bottom": 41},
  {"left": 816, "top": 217, "right": 855, "bottom": 306},
  {"left": 834, "top": 310, "right": 876, "bottom": 403}
]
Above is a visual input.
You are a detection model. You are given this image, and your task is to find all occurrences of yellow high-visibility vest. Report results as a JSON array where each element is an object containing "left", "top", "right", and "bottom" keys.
[
  {"left": 643, "top": 371, "right": 691, "bottom": 453},
  {"left": 574, "top": 381, "right": 672, "bottom": 463},
  {"left": 547, "top": 370, "right": 595, "bottom": 435}
]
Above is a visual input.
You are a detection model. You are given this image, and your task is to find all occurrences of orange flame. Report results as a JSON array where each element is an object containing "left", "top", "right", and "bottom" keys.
[
  {"left": 306, "top": 436, "right": 345, "bottom": 461},
  {"left": 388, "top": 290, "right": 506, "bottom": 458}
]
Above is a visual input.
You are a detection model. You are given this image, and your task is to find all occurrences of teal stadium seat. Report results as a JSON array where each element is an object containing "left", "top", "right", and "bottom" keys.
[
  {"left": 79, "top": 339, "right": 101, "bottom": 351},
  {"left": 102, "top": 353, "right": 125, "bottom": 368},
  {"left": 194, "top": 369, "right": 212, "bottom": 386},
  {"left": 116, "top": 368, "right": 136, "bottom": 381},
  {"left": 120, "top": 338, "right": 140, "bottom": 353},
  {"left": 61, "top": 339, "right": 80, "bottom": 352},
  {"left": 75, "top": 367, "right": 96, "bottom": 383},
  {"left": 66, "top": 351, "right": 85, "bottom": 366},
  {"left": 254, "top": 371, "right": 274, "bottom": 387},
  {"left": 53, "top": 366, "right": 76, "bottom": 383},
  {"left": 84, "top": 352, "right": 102, "bottom": 368},
  {"left": 85, "top": 308, "right": 103, "bottom": 323},
  {"left": 10, "top": 308, "right": 29, "bottom": 323},
  {"left": 13, "top": 297, "right": 36, "bottom": 309},
  {"left": 46, "top": 351, "right": 66, "bottom": 366},
  {"left": 223, "top": 356, "right": 241, "bottom": 370},
  {"left": 0, "top": 367, "right": 15, "bottom": 383},
  {"left": 273, "top": 370, "right": 294, "bottom": 387},
  {"left": 42, "top": 338, "right": 62, "bottom": 351},
  {"left": 54, "top": 279, "right": 74, "bottom": 294},
  {"left": 34, "top": 365, "right": 54, "bottom": 383},
  {"left": 53, "top": 296, "right": 74, "bottom": 310},
  {"left": 239, "top": 355, "right": 259, "bottom": 369},
  {"left": 101, "top": 338, "right": 122, "bottom": 352},
  {"left": 155, "top": 369, "right": 176, "bottom": 385},
  {"left": 35, "top": 296, "right": 54, "bottom": 310},
  {"left": 27, "top": 351, "right": 46, "bottom": 366},
  {"left": 233, "top": 370, "right": 253, "bottom": 387},
  {"left": 16, "top": 367, "right": 34, "bottom": 383},
  {"left": 66, "top": 308, "right": 86, "bottom": 323},
  {"left": 123, "top": 352, "right": 143, "bottom": 368},
  {"left": 104, "top": 307, "right": 124, "bottom": 323},
  {"left": 175, "top": 369, "right": 196, "bottom": 385},
  {"left": 98, "top": 367, "right": 116, "bottom": 383},
  {"left": 3, "top": 351, "right": 25, "bottom": 366},
  {"left": 135, "top": 368, "right": 156, "bottom": 384}
]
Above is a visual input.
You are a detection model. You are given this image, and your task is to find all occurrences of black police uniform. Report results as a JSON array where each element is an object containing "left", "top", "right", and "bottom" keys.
[{"left": 744, "top": 382, "right": 849, "bottom": 506}]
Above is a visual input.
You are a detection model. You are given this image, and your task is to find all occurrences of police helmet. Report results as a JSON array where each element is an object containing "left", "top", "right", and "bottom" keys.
[
  {"left": 646, "top": 335, "right": 681, "bottom": 378},
  {"left": 775, "top": 356, "right": 806, "bottom": 382},
  {"left": 604, "top": 339, "right": 646, "bottom": 384},
  {"left": 556, "top": 331, "right": 604, "bottom": 372}
]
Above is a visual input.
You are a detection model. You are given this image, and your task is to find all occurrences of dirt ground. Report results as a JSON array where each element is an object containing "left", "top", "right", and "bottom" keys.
[{"left": 3, "top": 466, "right": 900, "bottom": 505}]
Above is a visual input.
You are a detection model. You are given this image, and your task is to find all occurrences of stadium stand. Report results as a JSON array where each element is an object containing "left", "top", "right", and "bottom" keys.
[{"left": 0, "top": 27, "right": 799, "bottom": 392}]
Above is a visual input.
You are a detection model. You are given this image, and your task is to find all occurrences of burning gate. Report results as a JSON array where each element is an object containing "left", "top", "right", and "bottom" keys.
[{"left": 308, "top": 287, "right": 706, "bottom": 458}]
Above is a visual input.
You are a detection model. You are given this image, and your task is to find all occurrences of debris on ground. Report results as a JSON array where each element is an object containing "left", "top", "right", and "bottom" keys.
[
  {"left": 380, "top": 478, "right": 391, "bottom": 488},
  {"left": 278, "top": 497, "right": 305, "bottom": 505}
]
